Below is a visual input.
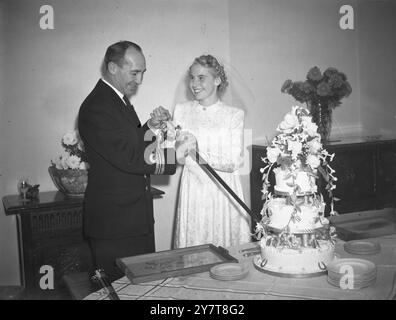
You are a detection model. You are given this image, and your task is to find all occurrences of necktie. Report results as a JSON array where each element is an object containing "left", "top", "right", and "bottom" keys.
[{"left": 123, "top": 95, "right": 141, "bottom": 127}]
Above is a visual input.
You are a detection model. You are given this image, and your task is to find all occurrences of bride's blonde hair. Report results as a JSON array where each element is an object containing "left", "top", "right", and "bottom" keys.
[{"left": 190, "top": 55, "right": 229, "bottom": 95}]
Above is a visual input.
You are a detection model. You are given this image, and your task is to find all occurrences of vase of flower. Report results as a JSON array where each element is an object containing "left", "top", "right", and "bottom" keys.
[
  {"left": 50, "top": 130, "right": 89, "bottom": 197},
  {"left": 307, "top": 101, "right": 332, "bottom": 142},
  {"left": 281, "top": 66, "right": 352, "bottom": 143}
]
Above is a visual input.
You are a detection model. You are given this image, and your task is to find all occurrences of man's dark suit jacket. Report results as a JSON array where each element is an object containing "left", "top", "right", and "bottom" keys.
[{"left": 78, "top": 79, "right": 176, "bottom": 239}]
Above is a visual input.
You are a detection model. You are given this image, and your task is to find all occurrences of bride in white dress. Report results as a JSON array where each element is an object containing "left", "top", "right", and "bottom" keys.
[{"left": 172, "top": 55, "right": 251, "bottom": 248}]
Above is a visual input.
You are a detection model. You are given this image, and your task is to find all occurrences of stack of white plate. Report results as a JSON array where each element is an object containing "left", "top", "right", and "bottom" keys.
[
  {"left": 344, "top": 240, "right": 381, "bottom": 255},
  {"left": 209, "top": 263, "right": 249, "bottom": 281},
  {"left": 327, "top": 258, "right": 377, "bottom": 289}
]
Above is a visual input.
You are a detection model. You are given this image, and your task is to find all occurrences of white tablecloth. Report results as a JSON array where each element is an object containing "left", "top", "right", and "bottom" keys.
[{"left": 84, "top": 234, "right": 396, "bottom": 300}]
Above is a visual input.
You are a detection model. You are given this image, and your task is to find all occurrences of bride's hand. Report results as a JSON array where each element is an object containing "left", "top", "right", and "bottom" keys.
[{"left": 176, "top": 131, "right": 197, "bottom": 158}]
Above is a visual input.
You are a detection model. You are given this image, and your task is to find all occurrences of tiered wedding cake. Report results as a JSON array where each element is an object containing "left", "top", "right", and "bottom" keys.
[{"left": 254, "top": 106, "right": 337, "bottom": 277}]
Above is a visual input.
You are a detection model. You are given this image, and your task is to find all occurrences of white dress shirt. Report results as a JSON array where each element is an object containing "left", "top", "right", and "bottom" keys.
[{"left": 101, "top": 78, "right": 127, "bottom": 105}]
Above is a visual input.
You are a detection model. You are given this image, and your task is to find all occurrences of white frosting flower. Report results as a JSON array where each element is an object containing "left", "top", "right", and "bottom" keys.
[
  {"left": 300, "top": 116, "right": 311, "bottom": 125},
  {"left": 287, "top": 140, "right": 302, "bottom": 159},
  {"left": 277, "top": 111, "right": 299, "bottom": 133},
  {"left": 307, "top": 139, "right": 322, "bottom": 153},
  {"left": 77, "top": 141, "right": 84, "bottom": 151},
  {"left": 301, "top": 117, "right": 318, "bottom": 137},
  {"left": 291, "top": 105, "right": 301, "bottom": 115},
  {"left": 79, "top": 161, "right": 89, "bottom": 170},
  {"left": 306, "top": 154, "right": 321, "bottom": 169},
  {"left": 306, "top": 122, "right": 318, "bottom": 137},
  {"left": 294, "top": 159, "right": 302, "bottom": 169},
  {"left": 62, "top": 131, "right": 78, "bottom": 146},
  {"left": 66, "top": 155, "right": 81, "bottom": 169},
  {"left": 267, "top": 146, "right": 281, "bottom": 163}
]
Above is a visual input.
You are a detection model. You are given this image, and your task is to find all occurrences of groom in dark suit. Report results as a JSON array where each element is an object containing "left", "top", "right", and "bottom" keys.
[{"left": 78, "top": 41, "right": 176, "bottom": 282}]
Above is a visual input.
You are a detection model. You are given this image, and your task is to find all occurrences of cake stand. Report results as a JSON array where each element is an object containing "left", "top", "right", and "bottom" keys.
[{"left": 252, "top": 255, "right": 328, "bottom": 278}]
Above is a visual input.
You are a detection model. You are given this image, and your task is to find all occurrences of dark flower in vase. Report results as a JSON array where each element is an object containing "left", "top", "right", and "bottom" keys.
[
  {"left": 307, "top": 66, "right": 323, "bottom": 81},
  {"left": 323, "top": 67, "right": 338, "bottom": 77},
  {"left": 281, "top": 80, "right": 309, "bottom": 103},
  {"left": 316, "top": 82, "right": 331, "bottom": 96},
  {"left": 281, "top": 66, "right": 352, "bottom": 141},
  {"left": 340, "top": 81, "right": 352, "bottom": 99},
  {"left": 302, "top": 81, "right": 314, "bottom": 94},
  {"left": 328, "top": 73, "right": 344, "bottom": 88},
  {"left": 281, "top": 79, "right": 293, "bottom": 93}
]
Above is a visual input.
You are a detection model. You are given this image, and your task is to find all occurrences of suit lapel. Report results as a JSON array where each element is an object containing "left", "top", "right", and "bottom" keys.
[
  {"left": 97, "top": 79, "right": 142, "bottom": 128},
  {"left": 118, "top": 99, "right": 141, "bottom": 128},
  {"left": 122, "top": 97, "right": 142, "bottom": 128}
]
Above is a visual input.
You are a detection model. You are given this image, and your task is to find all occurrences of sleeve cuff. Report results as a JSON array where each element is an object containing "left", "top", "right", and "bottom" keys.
[{"left": 161, "top": 140, "right": 176, "bottom": 149}]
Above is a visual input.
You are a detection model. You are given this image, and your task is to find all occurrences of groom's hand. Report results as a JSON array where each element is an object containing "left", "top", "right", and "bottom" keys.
[{"left": 148, "top": 106, "right": 171, "bottom": 130}]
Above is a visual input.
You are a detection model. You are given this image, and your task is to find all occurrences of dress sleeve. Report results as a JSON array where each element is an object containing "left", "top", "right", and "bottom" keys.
[{"left": 205, "top": 109, "right": 245, "bottom": 173}]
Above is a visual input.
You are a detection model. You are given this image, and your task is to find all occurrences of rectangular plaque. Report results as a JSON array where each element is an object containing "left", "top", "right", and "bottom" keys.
[{"left": 116, "top": 244, "right": 238, "bottom": 284}]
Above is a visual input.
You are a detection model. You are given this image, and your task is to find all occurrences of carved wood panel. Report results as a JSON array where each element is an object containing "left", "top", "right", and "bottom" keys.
[
  {"left": 31, "top": 208, "right": 83, "bottom": 236},
  {"left": 22, "top": 208, "right": 91, "bottom": 296}
]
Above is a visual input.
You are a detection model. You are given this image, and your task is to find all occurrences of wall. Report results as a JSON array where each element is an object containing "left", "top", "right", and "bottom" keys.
[
  {"left": 357, "top": 0, "right": 396, "bottom": 137},
  {"left": 1, "top": 0, "right": 21, "bottom": 286}
]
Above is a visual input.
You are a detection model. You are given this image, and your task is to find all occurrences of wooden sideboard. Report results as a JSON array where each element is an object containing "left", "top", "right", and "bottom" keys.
[
  {"left": 2, "top": 188, "right": 164, "bottom": 299},
  {"left": 250, "top": 138, "right": 396, "bottom": 217}
]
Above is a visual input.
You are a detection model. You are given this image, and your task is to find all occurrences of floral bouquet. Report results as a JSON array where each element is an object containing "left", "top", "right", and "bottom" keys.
[
  {"left": 51, "top": 130, "right": 89, "bottom": 170},
  {"left": 49, "top": 130, "right": 89, "bottom": 196},
  {"left": 281, "top": 66, "right": 352, "bottom": 141}
]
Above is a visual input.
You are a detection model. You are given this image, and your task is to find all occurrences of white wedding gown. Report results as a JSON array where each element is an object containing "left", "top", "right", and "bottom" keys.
[{"left": 173, "top": 100, "right": 251, "bottom": 248}]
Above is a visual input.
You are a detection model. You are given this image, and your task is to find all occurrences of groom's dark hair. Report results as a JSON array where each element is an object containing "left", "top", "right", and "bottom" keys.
[{"left": 104, "top": 41, "right": 142, "bottom": 71}]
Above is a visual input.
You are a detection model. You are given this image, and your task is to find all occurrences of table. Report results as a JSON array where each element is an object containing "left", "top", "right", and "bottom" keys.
[{"left": 84, "top": 235, "right": 396, "bottom": 300}]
